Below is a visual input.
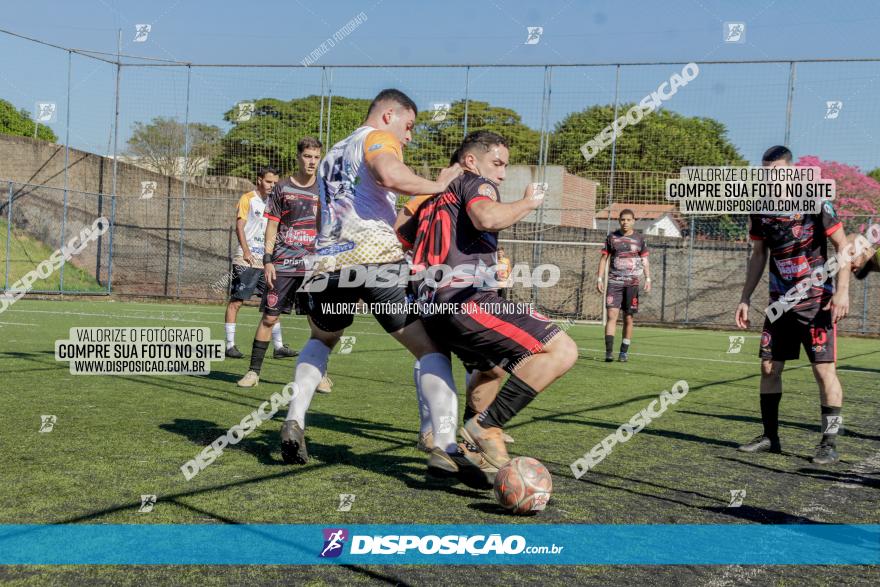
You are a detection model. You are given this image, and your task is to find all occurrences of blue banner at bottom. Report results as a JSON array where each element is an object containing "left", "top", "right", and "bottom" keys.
[{"left": 0, "top": 524, "right": 877, "bottom": 565}]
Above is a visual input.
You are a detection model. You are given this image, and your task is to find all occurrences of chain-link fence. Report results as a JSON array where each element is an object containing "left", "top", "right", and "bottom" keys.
[{"left": 1, "top": 29, "right": 878, "bottom": 332}]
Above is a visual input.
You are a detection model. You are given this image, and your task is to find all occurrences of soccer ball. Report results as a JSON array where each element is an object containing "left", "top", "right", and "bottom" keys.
[{"left": 493, "top": 456, "right": 552, "bottom": 514}]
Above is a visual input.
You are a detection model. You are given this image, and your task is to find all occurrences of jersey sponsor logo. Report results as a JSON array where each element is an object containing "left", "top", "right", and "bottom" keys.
[
  {"left": 284, "top": 229, "right": 315, "bottom": 246},
  {"left": 774, "top": 255, "right": 811, "bottom": 280},
  {"left": 315, "top": 241, "right": 356, "bottom": 256},
  {"left": 823, "top": 201, "right": 836, "bottom": 217},
  {"left": 792, "top": 225, "right": 803, "bottom": 239},
  {"left": 478, "top": 183, "right": 497, "bottom": 201},
  {"left": 368, "top": 143, "right": 383, "bottom": 152}
]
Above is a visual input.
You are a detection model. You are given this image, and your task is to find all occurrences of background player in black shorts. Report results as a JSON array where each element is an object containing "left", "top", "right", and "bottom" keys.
[
  {"left": 735, "top": 146, "right": 852, "bottom": 465},
  {"left": 597, "top": 209, "right": 651, "bottom": 362},
  {"left": 400, "top": 131, "right": 579, "bottom": 478},
  {"left": 237, "top": 137, "right": 331, "bottom": 392}
]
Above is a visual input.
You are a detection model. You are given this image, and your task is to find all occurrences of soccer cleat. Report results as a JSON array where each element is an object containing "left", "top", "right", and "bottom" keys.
[
  {"left": 737, "top": 435, "right": 782, "bottom": 454},
  {"left": 237, "top": 370, "right": 260, "bottom": 388},
  {"left": 316, "top": 375, "right": 333, "bottom": 394},
  {"left": 273, "top": 345, "right": 299, "bottom": 359},
  {"left": 280, "top": 420, "right": 308, "bottom": 465},
  {"left": 459, "top": 440, "right": 499, "bottom": 484},
  {"left": 618, "top": 352, "right": 629, "bottom": 362},
  {"left": 416, "top": 431, "right": 434, "bottom": 453},
  {"left": 502, "top": 432, "right": 515, "bottom": 444},
  {"left": 604, "top": 351, "right": 614, "bottom": 363},
  {"left": 225, "top": 345, "right": 244, "bottom": 359},
  {"left": 461, "top": 418, "right": 510, "bottom": 470},
  {"left": 426, "top": 447, "right": 492, "bottom": 490},
  {"left": 811, "top": 443, "right": 839, "bottom": 465}
]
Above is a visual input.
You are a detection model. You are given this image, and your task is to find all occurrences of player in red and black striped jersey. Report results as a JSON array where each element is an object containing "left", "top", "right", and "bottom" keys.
[
  {"left": 396, "top": 131, "right": 579, "bottom": 477},
  {"left": 735, "top": 146, "right": 852, "bottom": 465}
]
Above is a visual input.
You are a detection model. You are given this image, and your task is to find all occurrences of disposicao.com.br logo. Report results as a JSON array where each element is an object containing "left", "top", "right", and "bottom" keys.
[{"left": 318, "top": 528, "right": 563, "bottom": 558}]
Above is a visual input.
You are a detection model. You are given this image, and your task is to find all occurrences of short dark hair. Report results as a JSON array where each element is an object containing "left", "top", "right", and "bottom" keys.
[
  {"left": 619, "top": 208, "right": 635, "bottom": 220},
  {"left": 297, "top": 136, "right": 322, "bottom": 154},
  {"left": 449, "top": 149, "right": 460, "bottom": 167},
  {"left": 257, "top": 166, "right": 279, "bottom": 178},
  {"left": 762, "top": 145, "right": 792, "bottom": 163},
  {"left": 367, "top": 89, "right": 418, "bottom": 117},
  {"left": 456, "top": 131, "right": 509, "bottom": 162}
]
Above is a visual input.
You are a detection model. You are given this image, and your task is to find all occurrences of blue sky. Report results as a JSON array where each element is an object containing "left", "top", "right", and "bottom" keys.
[{"left": 1, "top": 0, "right": 879, "bottom": 170}]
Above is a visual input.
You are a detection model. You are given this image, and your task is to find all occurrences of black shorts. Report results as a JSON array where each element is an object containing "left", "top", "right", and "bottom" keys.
[
  {"left": 229, "top": 265, "right": 265, "bottom": 301},
  {"left": 304, "top": 264, "right": 420, "bottom": 334},
  {"left": 760, "top": 309, "right": 836, "bottom": 364},
  {"left": 606, "top": 282, "right": 639, "bottom": 315},
  {"left": 423, "top": 289, "right": 562, "bottom": 373},
  {"left": 260, "top": 274, "right": 308, "bottom": 316}
]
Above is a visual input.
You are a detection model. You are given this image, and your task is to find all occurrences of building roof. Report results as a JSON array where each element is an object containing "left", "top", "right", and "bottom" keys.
[{"left": 595, "top": 203, "right": 677, "bottom": 221}]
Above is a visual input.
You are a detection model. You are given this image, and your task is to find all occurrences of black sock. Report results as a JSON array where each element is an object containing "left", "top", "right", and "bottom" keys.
[
  {"left": 463, "top": 403, "right": 477, "bottom": 422},
  {"left": 478, "top": 374, "right": 539, "bottom": 429},
  {"left": 760, "top": 393, "right": 782, "bottom": 441},
  {"left": 249, "top": 340, "right": 270, "bottom": 374},
  {"left": 820, "top": 405, "right": 842, "bottom": 447},
  {"left": 620, "top": 340, "right": 630, "bottom": 354},
  {"left": 605, "top": 335, "right": 614, "bottom": 354}
]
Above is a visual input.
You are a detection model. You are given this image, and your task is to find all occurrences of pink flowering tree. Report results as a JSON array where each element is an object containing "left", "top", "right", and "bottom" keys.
[{"left": 796, "top": 156, "right": 879, "bottom": 228}]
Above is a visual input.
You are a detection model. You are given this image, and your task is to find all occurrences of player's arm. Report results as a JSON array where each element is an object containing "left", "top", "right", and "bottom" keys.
[
  {"left": 826, "top": 226, "right": 850, "bottom": 322},
  {"left": 467, "top": 182, "right": 542, "bottom": 232},
  {"left": 235, "top": 196, "right": 254, "bottom": 265},
  {"left": 597, "top": 236, "right": 611, "bottom": 293},
  {"left": 735, "top": 239, "right": 769, "bottom": 329},
  {"left": 364, "top": 130, "right": 461, "bottom": 195},
  {"left": 262, "top": 218, "right": 279, "bottom": 288},
  {"left": 642, "top": 257, "right": 652, "bottom": 292}
]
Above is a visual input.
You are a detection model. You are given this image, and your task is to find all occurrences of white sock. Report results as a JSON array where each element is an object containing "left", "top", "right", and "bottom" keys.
[
  {"left": 414, "top": 360, "right": 432, "bottom": 435},
  {"left": 418, "top": 353, "right": 459, "bottom": 453},
  {"left": 224, "top": 323, "right": 236, "bottom": 349},
  {"left": 285, "top": 338, "right": 331, "bottom": 427},
  {"left": 272, "top": 322, "right": 284, "bottom": 350}
]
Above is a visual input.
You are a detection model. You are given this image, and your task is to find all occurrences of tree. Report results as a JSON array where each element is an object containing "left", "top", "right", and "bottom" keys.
[
  {"left": 0, "top": 98, "right": 57, "bottom": 142},
  {"left": 867, "top": 168, "right": 880, "bottom": 184},
  {"left": 549, "top": 103, "right": 746, "bottom": 196},
  {"left": 796, "top": 156, "right": 879, "bottom": 226},
  {"left": 126, "top": 116, "right": 223, "bottom": 177},
  {"left": 210, "top": 96, "right": 370, "bottom": 179},
  {"left": 407, "top": 100, "right": 541, "bottom": 173}
]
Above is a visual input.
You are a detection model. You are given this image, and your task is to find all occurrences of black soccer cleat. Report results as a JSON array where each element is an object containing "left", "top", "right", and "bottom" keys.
[
  {"left": 281, "top": 420, "right": 308, "bottom": 464},
  {"left": 427, "top": 447, "right": 493, "bottom": 490},
  {"left": 737, "top": 435, "right": 782, "bottom": 454},
  {"left": 225, "top": 345, "right": 244, "bottom": 359},
  {"left": 811, "top": 443, "right": 839, "bottom": 465},
  {"left": 604, "top": 352, "right": 614, "bottom": 363},
  {"left": 618, "top": 352, "right": 629, "bottom": 362},
  {"left": 273, "top": 345, "right": 299, "bottom": 359}
]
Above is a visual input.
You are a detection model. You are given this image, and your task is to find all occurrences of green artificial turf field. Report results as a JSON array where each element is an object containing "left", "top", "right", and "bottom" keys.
[{"left": 1, "top": 299, "right": 878, "bottom": 585}]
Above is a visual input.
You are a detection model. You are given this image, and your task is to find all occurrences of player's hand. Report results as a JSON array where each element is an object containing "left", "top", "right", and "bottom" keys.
[
  {"left": 596, "top": 277, "right": 605, "bottom": 294},
  {"left": 523, "top": 183, "right": 545, "bottom": 209},
  {"left": 644, "top": 279, "right": 652, "bottom": 293},
  {"left": 436, "top": 163, "right": 463, "bottom": 190},
  {"left": 264, "top": 263, "right": 276, "bottom": 289},
  {"left": 735, "top": 302, "right": 750, "bottom": 329},
  {"left": 825, "top": 290, "right": 850, "bottom": 323},
  {"left": 243, "top": 250, "right": 256, "bottom": 266}
]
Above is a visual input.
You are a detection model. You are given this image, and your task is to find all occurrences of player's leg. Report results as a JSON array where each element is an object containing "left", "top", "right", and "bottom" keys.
[
  {"left": 238, "top": 274, "right": 300, "bottom": 387},
  {"left": 806, "top": 312, "right": 841, "bottom": 464},
  {"left": 224, "top": 299, "right": 244, "bottom": 357},
  {"left": 620, "top": 313, "right": 634, "bottom": 362},
  {"left": 414, "top": 359, "right": 434, "bottom": 452},
  {"left": 604, "top": 284, "right": 621, "bottom": 362},
  {"left": 739, "top": 316, "right": 793, "bottom": 453},
  {"left": 280, "top": 275, "right": 350, "bottom": 464}
]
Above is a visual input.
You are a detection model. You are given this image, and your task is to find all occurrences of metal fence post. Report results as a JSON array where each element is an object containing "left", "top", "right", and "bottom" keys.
[
  {"left": 109, "top": 28, "right": 121, "bottom": 294},
  {"left": 685, "top": 217, "right": 695, "bottom": 324},
  {"left": 463, "top": 65, "right": 470, "bottom": 136},
  {"left": 318, "top": 67, "right": 326, "bottom": 137},
  {"left": 607, "top": 64, "right": 621, "bottom": 225},
  {"left": 106, "top": 194, "right": 116, "bottom": 293},
  {"left": 325, "top": 68, "right": 334, "bottom": 147},
  {"left": 660, "top": 244, "right": 668, "bottom": 323},
  {"left": 531, "top": 65, "right": 552, "bottom": 306},
  {"left": 4, "top": 181, "right": 11, "bottom": 291},
  {"left": 784, "top": 61, "right": 796, "bottom": 147},
  {"left": 176, "top": 64, "right": 193, "bottom": 299},
  {"left": 59, "top": 50, "right": 72, "bottom": 292}
]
